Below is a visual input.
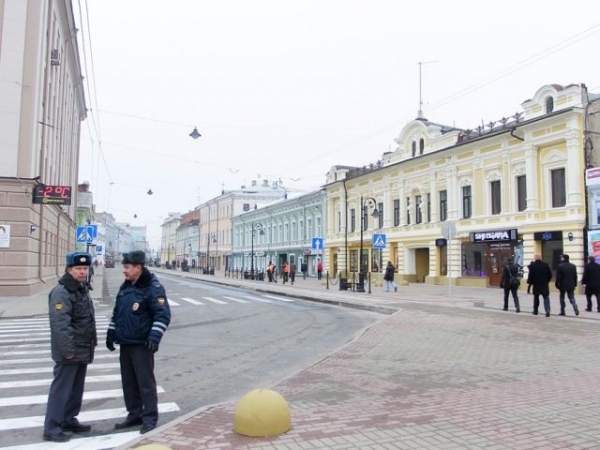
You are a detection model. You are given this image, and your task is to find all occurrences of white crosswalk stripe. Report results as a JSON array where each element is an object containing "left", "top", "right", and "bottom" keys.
[
  {"left": 169, "top": 293, "right": 296, "bottom": 306},
  {"left": 0, "top": 316, "right": 179, "bottom": 449}
]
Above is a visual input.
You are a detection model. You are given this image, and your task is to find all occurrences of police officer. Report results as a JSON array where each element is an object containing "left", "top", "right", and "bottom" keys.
[
  {"left": 43, "top": 251, "right": 96, "bottom": 442},
  {"left": 107, "top": 250, "right": 171, "bottom": 434},
  {"left": 555, "top": 253, "right": 580, "bottom": 316}
]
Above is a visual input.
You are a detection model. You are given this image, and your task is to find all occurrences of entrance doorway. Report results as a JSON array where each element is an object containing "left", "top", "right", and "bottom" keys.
[
  {"left": 415, "top": 248, "right": 430, "bottom": 283},
  {"left": 488, "top": 243, "right": 513, "bottom": 286}
]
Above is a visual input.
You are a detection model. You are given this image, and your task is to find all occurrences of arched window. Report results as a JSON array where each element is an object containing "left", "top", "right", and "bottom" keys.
[
  {"left": 419, "top": 138, "right": 425, "bottom": 155},
  {"left": 545, "top": 96, "right": 554, "bottom": 114},
  {"left": 411, "top": 141, "right": 416, "bottom": 157}
]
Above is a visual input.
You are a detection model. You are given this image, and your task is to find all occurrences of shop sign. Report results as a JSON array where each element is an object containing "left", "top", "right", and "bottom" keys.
[
  {"left": 586, "top": 168, "right": 600, "bottom": 186},
  {"left": 302, "top": 247, "right": 312, "bottom": 255},
  {"left": 435, "top": 238, "right": 447, "bottom": 247},
  {"left": 533, "top": 231, "right": 563, "bottom": 241},
  {"left": 471, "top": 229, "right": 517, "bottom": 243}
]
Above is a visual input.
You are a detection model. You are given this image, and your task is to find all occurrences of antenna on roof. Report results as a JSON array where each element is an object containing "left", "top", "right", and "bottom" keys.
[{"left": 417, "top": 61, "right": 439, "bottom": 119}]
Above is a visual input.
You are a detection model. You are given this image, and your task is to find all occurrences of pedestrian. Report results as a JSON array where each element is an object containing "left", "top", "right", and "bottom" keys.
[
  {"left": 106, "top": 251, "right": 171, "bottom": 434},
  {"left": 383, "top": 261, "right": 397, "bottom": 292},
  {"left": 282, "top": 261, "right": 290, "bottom": 284},
  {"left": 267, "top": 261, "right": 275, "bottom": 282},
  {"left": 582, "top": 256, "right": 600, "bottom": 312},
  {"left": 527, "top": 253, "right": 553, "bottom": 317},
  {"left": 555, "top": 254, "right": 579, "bottom": 316},
  {"left": 317, "top": 260, "right": 323, "bottom": 280},
  {"left": 290, "top": 262, "right": 296, "bottom": 285},
  {"left": 301, "top": 262, "right": 308, "bottom": 279},
  {"left": 43, "top": 251, "right": 96, "bottom": 443},
  {"left": 526, "top": 260, "right": 534, "bottom": 294},
  {"left": 500, "top": 257, "right": 521, "bottom": 313}
]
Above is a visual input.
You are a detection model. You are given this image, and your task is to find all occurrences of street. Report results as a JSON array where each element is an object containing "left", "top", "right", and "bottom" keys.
[{"left": 0, "top": 268, "right": 381, "bottom": 449}]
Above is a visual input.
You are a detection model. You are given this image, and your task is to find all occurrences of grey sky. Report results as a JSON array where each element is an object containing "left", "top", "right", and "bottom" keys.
[{"left": 75, "top": 1, "right": 600, "bottom": 246}]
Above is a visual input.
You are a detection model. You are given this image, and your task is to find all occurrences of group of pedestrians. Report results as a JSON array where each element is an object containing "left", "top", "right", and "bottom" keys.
[
  {"left": 43, "top": 250, "right": 171, "bottom": 443},
  {"left": 501, "top": 253, "right": 600, "bottom": 317}
]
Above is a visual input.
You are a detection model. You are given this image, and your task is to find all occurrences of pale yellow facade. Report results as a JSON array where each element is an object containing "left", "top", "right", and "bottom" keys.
[{"left": 325, "top": 84, "right": 598, "bottom": 289}]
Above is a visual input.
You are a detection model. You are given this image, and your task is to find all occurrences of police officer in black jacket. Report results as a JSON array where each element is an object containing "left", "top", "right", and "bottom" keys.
[
  {"left": 106, "top": 251, "right": 171, "bottom": 434},
  {"left": 500, "top": 258, "right": 521, "bottom": 313},
  {"left": 43, "top": 251, "right": 96, "bottom": 442}
]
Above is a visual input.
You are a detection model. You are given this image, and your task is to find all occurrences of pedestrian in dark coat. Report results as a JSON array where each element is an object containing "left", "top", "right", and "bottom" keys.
[
  {"left": 384, "top": 261, "right": 398, "bottom": 292},
  {"left": 527, "top": 254, "right": 553, "bottom": 317},
  {"left": 43, "top": 251, "right": 96, "bottom": 442},
  {"left": 555, "top": 253, "right": 579, "bottom": 316},
  {"left": 500, "top": 258, "right": 520, "bottom": 312},
  {"left": 582, "top": 256, "right": 600, "bottom": 312},
  {"left": 107, "top": 251, "right": 171, "bottom": 435}
]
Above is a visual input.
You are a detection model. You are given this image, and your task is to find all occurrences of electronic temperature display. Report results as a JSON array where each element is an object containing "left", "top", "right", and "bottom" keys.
[{"left": 32, "top": 185, "right": 72, "bottom": 205}]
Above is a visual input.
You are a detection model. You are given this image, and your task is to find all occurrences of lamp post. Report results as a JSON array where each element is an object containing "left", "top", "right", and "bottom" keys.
[
  {"left": 250, "top": 222, "right": 264, "bottom": 280},
  {"left": 358, "top": 195, "right": 379, "bottom": 292},
  {"left": 206, "top": 232, "right": 216, "bottom": 273}
]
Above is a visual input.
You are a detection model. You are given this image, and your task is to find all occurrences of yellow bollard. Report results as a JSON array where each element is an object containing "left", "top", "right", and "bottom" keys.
[
  {"left": 134, "top": 445, "right": 173, "bottom": 450},
  {"left": 233, "top": 389, "right": 291, "bottom": 437}
]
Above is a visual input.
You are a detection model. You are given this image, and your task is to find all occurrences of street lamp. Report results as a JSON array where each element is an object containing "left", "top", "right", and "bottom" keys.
[
  {"left": 250, "top": 223, "right": 264, "bottom": 280},
  {"left": 358, "top": 195, "right": 379, "bottom": 292}
]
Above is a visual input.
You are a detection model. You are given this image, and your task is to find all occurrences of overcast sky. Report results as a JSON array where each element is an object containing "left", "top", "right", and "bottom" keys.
[{"left": 74, "top": 1, "right": 600, "bottom": 247}]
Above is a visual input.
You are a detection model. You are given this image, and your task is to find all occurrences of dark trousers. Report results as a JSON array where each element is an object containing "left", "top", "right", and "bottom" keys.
[
  {"left": 533, "top": 294, "right": 551, "bottom": 315},
  {"left": 290, "top": 272, "right": 295, "bottom": 285},
  {"left": 120, "top": 345, "right": 158, "bottom": 426},
  {"left": 559, "top": 289, "right": 579, "bottom": 314},
  {"left": 586, "top": 287, "right": 600, "bottom": 311},
  {"left": 317, "top": 270, "right": 322, "bottom": 280},
  {"left": 44, "top": 363, "right": 87, "bottom": 436},
  {"left": 503, "top": 287, "right": 520, "bottom": 310}
]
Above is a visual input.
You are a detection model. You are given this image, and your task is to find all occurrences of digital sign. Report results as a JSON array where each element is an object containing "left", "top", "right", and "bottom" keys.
[{"left": 32, "top": 185, "right": 72, "bottom": 205}]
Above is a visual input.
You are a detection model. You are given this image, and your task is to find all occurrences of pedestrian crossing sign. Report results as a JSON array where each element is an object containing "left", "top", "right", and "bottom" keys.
[
  {"left": 76, "top": 225, "right": 95, "bottom": 243},
  {"left": 372, "top": 233, "right": 386, "bottom": 249}
]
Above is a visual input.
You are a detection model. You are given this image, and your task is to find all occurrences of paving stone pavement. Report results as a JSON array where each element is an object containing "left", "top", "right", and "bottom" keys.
[{"left": 3, "top": 267, "right": 600, "bottom": 449}]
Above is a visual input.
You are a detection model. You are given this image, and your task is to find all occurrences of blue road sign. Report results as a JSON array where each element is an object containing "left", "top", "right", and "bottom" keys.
[
  {"left": 96, "top": 245, "right": 103, "bottom": 254},
  {"left": 372, "top": 233, "right": 387, "bottom": 249},
  {"left": 311, "top": 237, "right": 324, "bottom": 251},
  {"left": 76, "top": 225, "right": 95, "bottom": 243}
]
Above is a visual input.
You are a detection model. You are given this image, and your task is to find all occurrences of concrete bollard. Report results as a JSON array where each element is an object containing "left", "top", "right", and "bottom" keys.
[{"left": 233, "top": 389, "right": 291, "bottom": 437}]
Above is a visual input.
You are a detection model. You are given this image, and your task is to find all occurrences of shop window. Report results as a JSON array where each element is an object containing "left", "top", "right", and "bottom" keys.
[
  {"left": 462, "top": 186, "right": 472, "bottom": 218},
  {"left": 491, "top": 180, "right": 502, "bottom": 215},
  {"left": 372, "top": 249, "right": 382, "bottom": 272},
  {"left": 440, "top": 245, "right": 448, "bottom": 276},
  {"left": 393, "top": 199, "right": 400, "bottom": 226},
  {"left": 551, "top": 168, "right": 566, "bottom": 207},
  {"left": 439, "top": 190, "right": 447, "bottom": 221},
  {"left": 415, "top": 195, "right": 423, "bottom": 224},
  {"left": 462, "top": 243, "right": 487, "bottom": 276},
  {"left": 516, "top": 175, "right": 527, "bottom": 212}
]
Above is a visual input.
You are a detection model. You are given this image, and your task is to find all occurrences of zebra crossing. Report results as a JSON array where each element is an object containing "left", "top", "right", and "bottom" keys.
[
  {"left": 168, "top": 293, "right": 296, "bottom": 306},
  {"left": 0, "top": 316, "right": 179, "bottom": 450}
]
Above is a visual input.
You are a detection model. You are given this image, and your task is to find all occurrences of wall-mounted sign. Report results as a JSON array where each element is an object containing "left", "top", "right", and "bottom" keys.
[
  {"left": 435, "top": 238, "right": 447, "bottom": 247},
  {"left": 533, "top": 231, "right": 563, "bottom": 241},
  {"left": 471, "top": 228, "right": 517, "bottom": 243},
  {"left": 32, "top": 185, "right": 72, "bottom": 205},
  {"left": 0, "top": 224, "right": 10, "bottom": 248}
]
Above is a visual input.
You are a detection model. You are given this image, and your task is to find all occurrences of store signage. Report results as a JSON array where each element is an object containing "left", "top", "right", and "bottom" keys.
[
  {"left": 471, "top": 228, "right": 517, "bottom": 243},
  {"left": 435, "top": 238, "right": 447, "bottom": 247},
  {"left": 533, "top": 231, "right": 563, "bottom": 241}
]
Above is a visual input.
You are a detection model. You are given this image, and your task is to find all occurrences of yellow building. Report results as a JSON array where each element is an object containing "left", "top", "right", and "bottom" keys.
[{"left": 325, "top": 84, "right": 599, "bottom": 288}]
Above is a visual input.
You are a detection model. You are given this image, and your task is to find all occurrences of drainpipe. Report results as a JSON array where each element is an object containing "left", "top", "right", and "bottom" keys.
[{"left": 342, "top": 179, "right": 348, "bottom": 277}]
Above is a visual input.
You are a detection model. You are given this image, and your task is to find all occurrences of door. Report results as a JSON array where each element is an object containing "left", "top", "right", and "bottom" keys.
[
  {"left": 488, "top": 243, "right": 513, "bottom": 286},
  {"left": 415, "top": 248, "right": 430, "bottom": 283}
]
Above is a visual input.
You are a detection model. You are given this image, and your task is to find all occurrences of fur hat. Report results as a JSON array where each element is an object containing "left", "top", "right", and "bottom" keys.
[
  {"left": 66, "top": 251, "right": 92, "bottom": 267},
  {"left": 122, "top": 250, "right": 146, "bottom": 265}
]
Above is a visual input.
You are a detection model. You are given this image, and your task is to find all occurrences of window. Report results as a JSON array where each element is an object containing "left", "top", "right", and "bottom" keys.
[
  {"left": 462, "top": 186, "right": 472, "bottom": 219},
  {"left": 350, "top": 208, "right": 356, "bottom": 232},
  {"left": 307, "top": 218, "right": 313, "bottom": 239},
  {"left": 337, "top": 212, "right": 341, "bottom": 232},
  {"left": 516, "top": 176, "right": 527, "bottom": 212},
  {"left": 439, "top": 190, "right": 447, "bottom": 222},
  {"left": 545, "top": 96, "right": 554, "bottom": 114},
  {"left": 419, "top": 138, "right": 425, "bottom": 155},
  {"left": 393, "top": 199, "right": 400, "bottom": 226},
  {"left": 415, "top": 195, "right": 423, "bottom": 224},
  {"left": 551, "top": 168, "right": 566, "bottom": 207},
  {"left": 243, "top": 203, "right": 250, "bottom": 211},
  {"left": 411, "top": 141, "right": 416, "bottom": 157},
  {"left": 427, "top": 193, "right": 431, "bottom": 222},
  {"left": 378, "top": 202, "right": 384, "bottom": 228},
  {"left": 491, "top": 180, "right": 502, "bottom": 215},
  {"left": 406, "top": 197, "right": 411, "bottom": 225},
  {"left": 363, "top": 207, "right": 369, "bottom": 231}
]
